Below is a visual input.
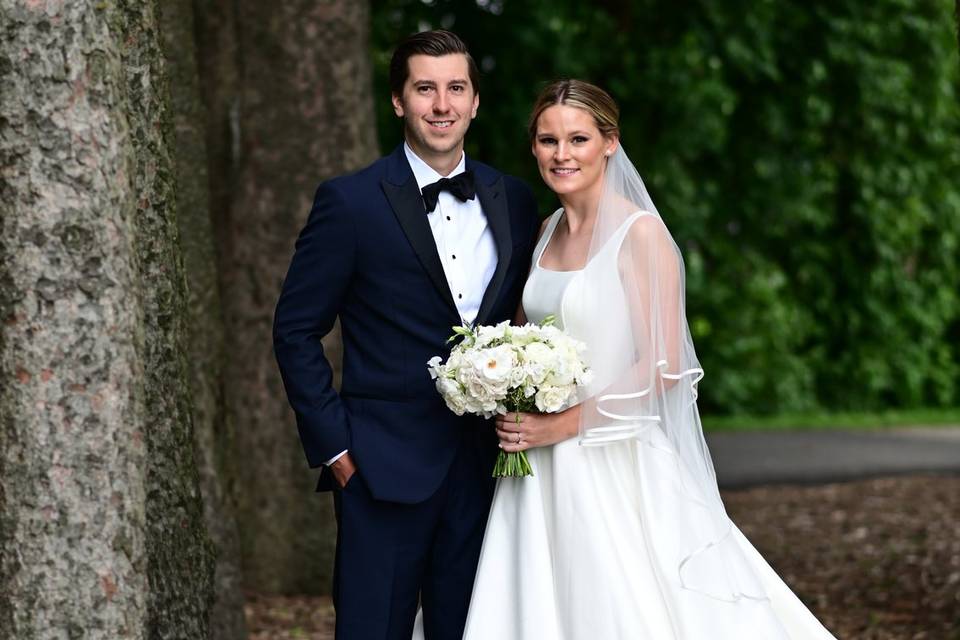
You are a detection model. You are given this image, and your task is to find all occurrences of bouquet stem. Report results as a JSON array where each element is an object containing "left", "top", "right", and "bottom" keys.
[
  {"left": 492, "top": 399, "right": 535, "bottom": 478},
  {"left": 492, "top": 450, "right": 534, "bottom": 478}
]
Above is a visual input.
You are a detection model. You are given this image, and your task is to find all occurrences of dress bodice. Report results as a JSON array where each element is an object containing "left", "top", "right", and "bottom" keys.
[
  {"left": 521, "top": 211, "right": 581, "bottom": 328},
  {"left": 522, "top": 209, "right": 642, "bottom": 398}
]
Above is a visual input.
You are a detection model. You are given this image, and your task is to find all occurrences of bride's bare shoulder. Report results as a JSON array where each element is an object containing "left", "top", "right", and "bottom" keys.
[{"left": 626, "top": 210, "right": 669, "bottom": 242}]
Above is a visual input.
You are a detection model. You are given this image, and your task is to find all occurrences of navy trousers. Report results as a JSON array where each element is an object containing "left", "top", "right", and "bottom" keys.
[{"left": 332, "top": 429, "right": 497, "bottom": 639}]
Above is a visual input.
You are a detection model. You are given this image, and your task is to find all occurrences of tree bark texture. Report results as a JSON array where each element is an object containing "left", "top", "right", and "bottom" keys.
[
  {"left": 121, "top": 0, "right": 216, "bottom": 636},
  {"left": 194, "top": 0, "right": 379, "bottom": 593},
  {"left": 157, "top": 0, "right": 247, "bottom": 637},
  {"left": 0, "top": 1, "right": 214, "bottom": 638}
]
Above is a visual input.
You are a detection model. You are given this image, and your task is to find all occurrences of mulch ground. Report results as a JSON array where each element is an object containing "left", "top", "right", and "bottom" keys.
[{"left": 245, "top": 474, "right": 960, "bottom": 639}]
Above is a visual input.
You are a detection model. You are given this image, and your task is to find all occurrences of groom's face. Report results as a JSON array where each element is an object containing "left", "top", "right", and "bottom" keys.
[{"left": 392, "top": 54, "right": 479, "bottom": 162}]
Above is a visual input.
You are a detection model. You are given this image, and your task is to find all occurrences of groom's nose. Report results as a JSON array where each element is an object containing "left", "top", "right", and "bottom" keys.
[{"left": 432, "top": 92, "right": 450, "bottom": 113}]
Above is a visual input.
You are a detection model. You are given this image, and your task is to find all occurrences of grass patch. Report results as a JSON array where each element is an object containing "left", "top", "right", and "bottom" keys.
[{"left": 701, "top": 408, "right": 960, "bottom": 432}]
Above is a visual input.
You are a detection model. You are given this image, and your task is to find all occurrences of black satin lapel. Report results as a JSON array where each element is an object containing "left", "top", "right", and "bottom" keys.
[
  {"left": 381, "top": 178, "right": 458, "bottom": 315},
  {"left": 474, "top": 176, "right": 513, "bottom": 326}
]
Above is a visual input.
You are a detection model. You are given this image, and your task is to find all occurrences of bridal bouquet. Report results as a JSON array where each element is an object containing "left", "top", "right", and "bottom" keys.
[{"left": 427, "top": 317, "right": 593, "bottom": 477}]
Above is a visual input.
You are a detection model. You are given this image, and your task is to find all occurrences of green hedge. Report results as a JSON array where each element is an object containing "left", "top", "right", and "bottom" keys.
[{"left": 372, "top": 0, "right": 960, "bottom": 415}]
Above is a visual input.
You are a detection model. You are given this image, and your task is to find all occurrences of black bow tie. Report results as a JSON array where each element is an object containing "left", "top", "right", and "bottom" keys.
[{"left": 420, "top": 171, "right": 476, "bottom": 213}]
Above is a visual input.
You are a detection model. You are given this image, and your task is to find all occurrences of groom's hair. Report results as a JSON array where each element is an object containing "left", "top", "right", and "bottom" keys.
[{"left": 390, "top": 30, "right": 480, "bottom": 96}]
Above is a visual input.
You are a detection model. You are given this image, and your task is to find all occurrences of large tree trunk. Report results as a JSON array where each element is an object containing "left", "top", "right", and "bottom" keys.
[
  {"left": 194, "top": 0, "right": 379, "bottom": 593},
  {"left": 0, "top": 1, "right": 214, "bottom": 638},
  {"left": 158, "top": 1, "right": 247, "bottom": 638},
  {"left": 122, "top": 1, "right": 217, "bottom": 635}
]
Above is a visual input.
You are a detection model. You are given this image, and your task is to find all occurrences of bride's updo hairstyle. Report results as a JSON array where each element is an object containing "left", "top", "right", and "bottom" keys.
[{"left": 527, "top": 79, "right": 620, "bottom": 141}]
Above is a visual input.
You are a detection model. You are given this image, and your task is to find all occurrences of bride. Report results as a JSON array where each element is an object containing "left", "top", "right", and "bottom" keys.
[{"left": 458, "top": 80, "right": 838, "bottom": 639}]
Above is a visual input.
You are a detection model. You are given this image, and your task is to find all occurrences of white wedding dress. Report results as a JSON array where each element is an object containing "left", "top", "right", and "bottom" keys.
[{"left": 454, "top": 211, "right": 838, "bottom": 640}]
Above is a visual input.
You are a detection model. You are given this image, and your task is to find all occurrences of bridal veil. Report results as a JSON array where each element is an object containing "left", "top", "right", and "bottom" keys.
[{"left": 573, "top": 146, "right": 771, "bottom": 606}]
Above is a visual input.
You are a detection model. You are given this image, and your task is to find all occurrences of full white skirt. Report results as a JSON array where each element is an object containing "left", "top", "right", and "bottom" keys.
[{"left": 455, "top": 428, "right": 838, "bottom": 640}]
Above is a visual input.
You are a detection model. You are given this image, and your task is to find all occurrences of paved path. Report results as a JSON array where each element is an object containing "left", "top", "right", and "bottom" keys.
[{"left": 706, "top": 426, "right": 960, "bottom": 489}]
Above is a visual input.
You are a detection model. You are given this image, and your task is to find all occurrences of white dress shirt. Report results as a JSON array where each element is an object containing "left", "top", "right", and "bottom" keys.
[
  {"left": 404, "top": 142, "right": 498, "bottom": 325},
  {"left": 325, "top": 143, "right": 498, "bottom": 466}
]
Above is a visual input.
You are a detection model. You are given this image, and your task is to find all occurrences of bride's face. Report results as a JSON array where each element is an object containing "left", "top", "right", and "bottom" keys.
[{"left": 532, "top": 105, "right": 618, "bottom": 198}]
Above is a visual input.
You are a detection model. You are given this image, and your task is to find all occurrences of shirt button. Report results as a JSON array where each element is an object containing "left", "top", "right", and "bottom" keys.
[
  {"left": 452, "top": 254, "right": 456, "bottom": 260},
  {"left": 458, "top": 294, "right": 463, "bottom": 299},
  {"left": 446, "top": 216, "right": 451, "bottom": 221}
]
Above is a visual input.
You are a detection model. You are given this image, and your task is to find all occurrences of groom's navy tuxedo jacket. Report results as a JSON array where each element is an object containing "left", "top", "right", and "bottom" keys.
[{"left": 274, "top": 144, "right": 540, "bottom": 504}]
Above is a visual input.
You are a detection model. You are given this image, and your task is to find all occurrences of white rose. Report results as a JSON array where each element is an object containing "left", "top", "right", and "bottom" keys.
[
  {"left": 509, "top": 362, "right": 528, "bottom": 387},
  {"left": 508, "top": 324, "right": 536, "bottom": 345},
  {"left": 535, "top": 385, "right": 572, "bottom": 413},
  {"left": 523, "top": 341, "right": 553, "bottom": 365},
  {"left": 545, "top": 361, "right": 575, "bottom": 387},
  {"left": 540, "top": 325, "right": 563, "bottom": 342},
  {"left": 442, "top": 388, "right": 468, "bottom": 415},
  {"left": 437, "top": 376, "right": 460, "bottom": 399},
  {"left": 463, "top": 373, "right": 492, "bottom": 403},
  {"left": 521, "top": 342, "right": 553, "bottom": 385},
  {"left": 476, "top": 320, "right": 509, "bottom": 345}
]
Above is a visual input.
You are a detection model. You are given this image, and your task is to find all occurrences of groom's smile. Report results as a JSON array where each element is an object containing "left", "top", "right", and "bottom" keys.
[{"left": 392, "top": 53, "right": 479, "bottom": 174}]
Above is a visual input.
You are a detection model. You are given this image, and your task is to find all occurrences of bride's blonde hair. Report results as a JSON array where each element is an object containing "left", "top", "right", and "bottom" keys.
[{"left": 528, "top": 79, "right": 620, "bottom": 141}]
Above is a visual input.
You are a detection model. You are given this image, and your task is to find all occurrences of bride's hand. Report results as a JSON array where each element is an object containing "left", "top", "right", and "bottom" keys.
[{"left": 495, "top": 405, "right": 581, "bottom": 452}]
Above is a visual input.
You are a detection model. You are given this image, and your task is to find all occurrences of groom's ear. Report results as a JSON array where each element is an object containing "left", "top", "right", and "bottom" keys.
[
  {"left": 470, "top": 92, "right": 479, "bottom": 119},
  {"left": 392, "top": 93, "right": 405, "bottom": 117}
]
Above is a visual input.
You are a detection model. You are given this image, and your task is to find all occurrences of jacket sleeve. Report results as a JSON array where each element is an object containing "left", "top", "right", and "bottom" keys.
[{"left": 273, "top": 182, "right": 355, "bottom": 467}]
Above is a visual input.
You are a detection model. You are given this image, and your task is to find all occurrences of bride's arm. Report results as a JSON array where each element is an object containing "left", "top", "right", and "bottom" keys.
[
  {"left": 618, "top": 214, "right": 684, "bottom": 390},
  {"left": 575, "top": 214, "right": 689, "bottom": 443}
]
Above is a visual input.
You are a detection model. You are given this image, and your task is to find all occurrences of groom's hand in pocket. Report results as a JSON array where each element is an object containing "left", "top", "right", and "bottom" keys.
[{"left": 331, "top": 453, "right": 357, "bottom": 489}]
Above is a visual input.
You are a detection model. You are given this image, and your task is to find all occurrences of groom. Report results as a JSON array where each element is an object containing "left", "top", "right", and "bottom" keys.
[{"left": 273, "top": 30, "right": 540, "bottom": 639}]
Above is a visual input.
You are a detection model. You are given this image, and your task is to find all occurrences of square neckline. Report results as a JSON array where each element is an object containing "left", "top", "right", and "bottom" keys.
[{"left": 534, "top": 210, "right": 585, "bottom": 274}]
